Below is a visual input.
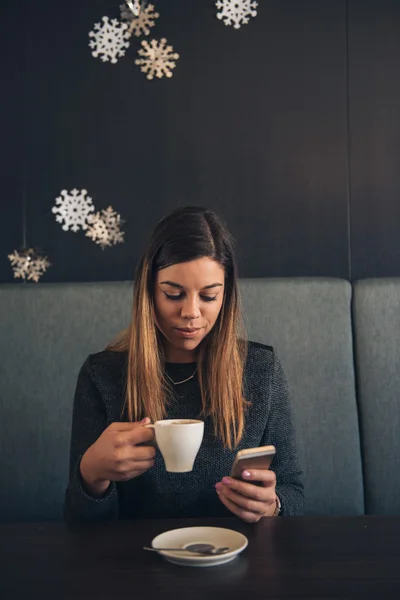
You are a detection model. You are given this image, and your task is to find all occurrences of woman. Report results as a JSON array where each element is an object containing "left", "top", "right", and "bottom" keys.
[{"left": 64, "top": 206, "right": 304, "bottom": 522}]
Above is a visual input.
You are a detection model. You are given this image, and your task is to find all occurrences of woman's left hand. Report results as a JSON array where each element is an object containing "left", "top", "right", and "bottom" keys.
[{"left": 215, "top": 469, "right": 278, "bottom": 523}]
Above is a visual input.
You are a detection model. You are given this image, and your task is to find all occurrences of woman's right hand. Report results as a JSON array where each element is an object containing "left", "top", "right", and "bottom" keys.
[{"left": 79, "top": 418, "right": 156, "bottom": 497}]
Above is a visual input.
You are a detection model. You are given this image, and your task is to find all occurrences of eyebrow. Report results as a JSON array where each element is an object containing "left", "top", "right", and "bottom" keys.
[{"left": 160, "top": 281, "right": 223, "bottom": 290}]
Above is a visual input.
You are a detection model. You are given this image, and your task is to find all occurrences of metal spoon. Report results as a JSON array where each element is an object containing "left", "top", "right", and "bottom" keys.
[{"left": 144, "top": 543, "right": 230, "bottom": 555}]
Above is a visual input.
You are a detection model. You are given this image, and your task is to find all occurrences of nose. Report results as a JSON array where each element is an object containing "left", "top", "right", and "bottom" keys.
[{"left": 180, "top": 296, "right": 201, "bottom": 321}]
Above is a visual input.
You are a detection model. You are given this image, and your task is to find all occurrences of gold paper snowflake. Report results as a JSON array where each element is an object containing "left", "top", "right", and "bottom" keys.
[
  {"left": 86, "top": 206, "right": 125, "bottom": 250},
  {"left": 121, "top": 2, "right": 159, "bottom": 37},
  {"left": 135, "top": 38, "right": 179, "bottom": 80},
  {"left": 8, "top": 248, "right": 51, "bottom": 283}
]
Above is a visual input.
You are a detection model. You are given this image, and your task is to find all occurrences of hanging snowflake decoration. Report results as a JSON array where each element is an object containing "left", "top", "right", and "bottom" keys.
[
  {"left": 135, "top": 38, "right": 179, "bottom": 80},
  {"left": 216, "top": 0, "right": 258, "bottom": 29},
  {"left": 89, "top": 16, "right": 131, "bottom": 64},
  {"left": 120, "top": 2, "right": 160, "bottom": 37},
  {"left": 121, "top": 2, "right": 160, "bottom": 37},
  {"left": 86, "top": 206, "right": 125, "bottom": 250},
  {"left": 8, "top": 248, "right": 51, "bottom": 283},
  {"left": 52, "top": 189, "right": 95, "bottom": 232}
]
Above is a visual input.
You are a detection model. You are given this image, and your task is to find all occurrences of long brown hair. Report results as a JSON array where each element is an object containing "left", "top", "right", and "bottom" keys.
[{"left": 107, "top": 206, "right": 248, "bottom": 449}]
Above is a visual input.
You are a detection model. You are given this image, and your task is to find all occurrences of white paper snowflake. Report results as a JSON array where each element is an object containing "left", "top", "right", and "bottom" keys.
[
  {"left": 86, "top": 206, "right": 125, "bottom": 250},
  {"left": 52, "top": 189, "right": 95, "bottom": 232},
  {"left": 121, "top": 2, "right": 160, "bottom": 37},
  {"left": 89, "top": 16, "right": 131, "bottom": 64},
  {"left": 135, "top": 38, "right": 179, "bottom": 80},
  {"left": 216, "top": 0, "right": 258, "bottom": 29},
  {"left": 8, "top": 249, "right": 51, "bottom": 283}
]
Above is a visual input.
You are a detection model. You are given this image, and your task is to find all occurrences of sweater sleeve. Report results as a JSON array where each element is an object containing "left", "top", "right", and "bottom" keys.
[
  {"left": 263, "top": 351, "right": 304, "bottom": 516},
  {"left": 64, "top": 357, "right": 118, "bottom": 523}
]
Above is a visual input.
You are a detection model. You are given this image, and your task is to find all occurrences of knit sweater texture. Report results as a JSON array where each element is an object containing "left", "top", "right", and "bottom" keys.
[{"left": 64, "top": 341, "right": 304, "bottom": 521}]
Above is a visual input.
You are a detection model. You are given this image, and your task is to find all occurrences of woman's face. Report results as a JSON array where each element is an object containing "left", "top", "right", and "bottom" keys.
[{"left": 154, "top": 257, "right": 225, "bottom": 362}]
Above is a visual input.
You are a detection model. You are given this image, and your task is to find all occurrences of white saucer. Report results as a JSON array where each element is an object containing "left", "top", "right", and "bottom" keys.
[{"left": 150, "top": 526, "right": 248, "bottom": 567}]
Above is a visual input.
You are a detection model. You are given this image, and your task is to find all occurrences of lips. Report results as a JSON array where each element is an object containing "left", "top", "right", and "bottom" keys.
[{"left": 174, "top": 327, "right": 204, "bottom": 339}]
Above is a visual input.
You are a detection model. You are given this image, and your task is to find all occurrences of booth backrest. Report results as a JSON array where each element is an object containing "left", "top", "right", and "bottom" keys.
[{"left": 353, "top": 279, "right": 400, "bottom": 515}]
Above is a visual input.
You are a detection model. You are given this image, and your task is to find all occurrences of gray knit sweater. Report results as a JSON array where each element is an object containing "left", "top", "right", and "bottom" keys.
[{"left": 64, "top": 341, "right": 304, "bottom": 522}]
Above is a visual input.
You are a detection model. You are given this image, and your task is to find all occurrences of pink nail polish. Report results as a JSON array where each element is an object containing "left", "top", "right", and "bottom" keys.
[
  {"left": 242, "top": 470, "right": 251, "bottom": 478},
  {"left": 222, "top": 477, "right": 232, "bottom": 485}
]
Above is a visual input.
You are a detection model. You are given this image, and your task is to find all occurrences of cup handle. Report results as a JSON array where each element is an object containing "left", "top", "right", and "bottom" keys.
[{"left": 143, "top": 423, "right": 157, "bottom": 447}]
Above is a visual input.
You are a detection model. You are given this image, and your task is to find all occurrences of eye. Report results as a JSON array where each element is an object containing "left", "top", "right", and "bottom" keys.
[{"left": 163, "top": 293, "right": 218, "bottom": 302}]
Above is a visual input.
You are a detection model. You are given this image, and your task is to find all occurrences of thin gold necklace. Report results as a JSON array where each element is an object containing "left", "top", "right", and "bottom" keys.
[{"left": 165, "top": 366, "right": 198, "bottom": 386}]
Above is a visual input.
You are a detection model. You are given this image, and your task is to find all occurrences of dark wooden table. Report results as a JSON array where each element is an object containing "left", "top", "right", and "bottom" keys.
[{"left": 1, "top": 516, "right": 400, "bottom": 599}]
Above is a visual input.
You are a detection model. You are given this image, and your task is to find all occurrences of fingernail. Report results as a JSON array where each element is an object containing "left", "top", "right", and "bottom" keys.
[
  {"left": 242, "top": 470, "right": 251, "bottom": 478},
  {"left": 140, "top": 417, "right": 150, "bottom": 424},
  {"left": 222, "top": 477, "right": 232, "bottom": 485},
  {"left": 215, "top": 482, "right": 223, "bottom": 491}
]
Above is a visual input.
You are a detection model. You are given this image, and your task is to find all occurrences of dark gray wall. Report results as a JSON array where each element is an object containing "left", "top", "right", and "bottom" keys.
[
  {"left": 1, "top": 1, "right": 399, "bottom": 283},
  {"left": 348, "top": 0, "right": 400, "bottom": 279}
]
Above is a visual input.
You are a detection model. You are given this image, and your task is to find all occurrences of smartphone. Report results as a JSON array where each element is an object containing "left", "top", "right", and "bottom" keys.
[{"left": 230, "top": 445, "right": 276, "bottom": 479}]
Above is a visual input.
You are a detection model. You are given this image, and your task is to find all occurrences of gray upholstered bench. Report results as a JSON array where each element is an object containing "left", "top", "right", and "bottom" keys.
[{"left": 0, "top": 278, "right": 398, "bottom": 521}]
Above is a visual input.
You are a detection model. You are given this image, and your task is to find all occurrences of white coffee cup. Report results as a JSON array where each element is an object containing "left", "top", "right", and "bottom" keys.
[{"left": 145, "top": 419, "right": 204, "bottom": 473}]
